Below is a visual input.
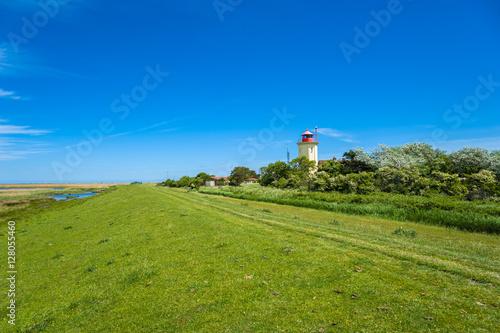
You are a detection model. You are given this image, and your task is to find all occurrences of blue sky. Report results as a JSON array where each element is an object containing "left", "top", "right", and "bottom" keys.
[{"left": 1, "top": 0, "right": 499, "bottom": 183}]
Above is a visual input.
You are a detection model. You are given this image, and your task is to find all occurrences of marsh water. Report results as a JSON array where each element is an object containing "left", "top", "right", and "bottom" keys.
[{"left": 48, "top": 192, "right": 99, "bottom": 201}]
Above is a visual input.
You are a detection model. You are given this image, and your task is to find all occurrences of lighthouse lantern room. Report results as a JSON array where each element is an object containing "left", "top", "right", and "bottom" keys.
[{"left": 297, "top": 127, "right": 319, "bottom": 163}]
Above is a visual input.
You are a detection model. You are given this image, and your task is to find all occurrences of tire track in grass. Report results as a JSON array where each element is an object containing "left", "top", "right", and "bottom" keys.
[
  {"left": 224, "top": 197, "right": 500, "bottom": 274},
  {"left": 202, "top": 193, "right": 500, "bottom": 273},
  {"left": 152, "top": 187, "right": 500, "bottom": 286}
]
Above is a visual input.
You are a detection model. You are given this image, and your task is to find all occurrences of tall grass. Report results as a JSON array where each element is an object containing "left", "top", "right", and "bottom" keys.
[{"left": 199, "top": 185, "right": 500, "bottom": 234}]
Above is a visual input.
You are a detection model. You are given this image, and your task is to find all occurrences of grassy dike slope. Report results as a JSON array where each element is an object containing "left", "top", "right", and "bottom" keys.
[{"left": 2, "top": 185, "right": 499, "bottom": 332}]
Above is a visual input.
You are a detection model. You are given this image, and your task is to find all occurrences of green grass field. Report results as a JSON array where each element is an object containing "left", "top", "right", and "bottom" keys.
[{"left": 1, "top": 185, "right": 499, "bottom": 332}]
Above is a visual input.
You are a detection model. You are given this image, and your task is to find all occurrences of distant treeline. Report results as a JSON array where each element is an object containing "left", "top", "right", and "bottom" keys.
[
  {"left": 260, "top": 144, "right": 500, "bottom": 201},
  {"left": 158, "top": 167, "right": 259, "bottom": 189},
  {"left": 160, "top": 143, "right": 500, "bottom": 201}
]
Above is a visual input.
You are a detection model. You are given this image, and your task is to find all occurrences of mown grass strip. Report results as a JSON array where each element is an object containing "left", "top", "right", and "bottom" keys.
[
  {"left": 199, "top": 187, "right": 500, "bottom": 234},
  {"left": 162, "top": 188, "right": 500, "bottom": 286}
]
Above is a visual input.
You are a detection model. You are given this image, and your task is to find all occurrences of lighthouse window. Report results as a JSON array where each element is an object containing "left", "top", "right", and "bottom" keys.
[{"left": 310, "top": 147, "right": 313, "bottom": 153}]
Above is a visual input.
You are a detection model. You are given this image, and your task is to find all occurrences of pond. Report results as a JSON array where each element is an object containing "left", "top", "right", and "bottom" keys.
[{"left": 48, "top": 192, "right": 99, "bottom": 201}]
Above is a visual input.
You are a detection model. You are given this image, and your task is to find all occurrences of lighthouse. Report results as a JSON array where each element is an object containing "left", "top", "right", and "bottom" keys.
[{"left": 297, "top": 127, "right": 319, "bottom": 163}]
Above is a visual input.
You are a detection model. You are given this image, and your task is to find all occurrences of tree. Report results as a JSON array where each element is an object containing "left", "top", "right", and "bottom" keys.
[
  {"left": 341, "top": 150, "right": 374, "bottom": 174},
  {"left": 352, "top": 143, "right": 450, "bottom": 175},
  {"left": 331, "top": 172, "right": 376, "bottom": 194},
  {"left": 318, "top": 160, "right": 343, "bottom": 176},
  {"left": 248, "top": 169, "right": 259, "bottom": 179},
  {"left": 290, "top": 156, "right": 316, "bottom": 174},
  {"left": 289, "top": 157, "right": 316, "bottom": 189},
  {"left": 465, "top": 170, "right": 496, "bottom": 200},
  {"left": 228, "top": 166, "right": 255, "bottom": 186},
  {"left": 260, "top": 161, "right": 291, "bottom": 186},
  {"left": 163, "top": 179, "right": 175, "bottom": 187},
  {"left": 431, "top": 171, "right": 467, "bottom": 196},
  {"left": 196, "top": 172, "right": 214, "bottom": 183},
  {"left": 490, "top": 151, "right": 500, "bottom": 177},
  {"left": 178, "top": 176, "right": 192, "bottom": 187},
  {"left": 214, "top": 177, "right": 227, "bottom": 186},
  {"left": 374, "top": 165, "right": 427, "bottom": 195},
  {"left": 449, "top": 147, "right": 490, "bottom": 176}
]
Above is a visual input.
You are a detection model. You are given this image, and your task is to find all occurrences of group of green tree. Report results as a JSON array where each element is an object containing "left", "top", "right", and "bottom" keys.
[
  {"left": 159, "top": 167, "right": 258, "bottom": 189},
  {"left": 260, "top": 144, "right": 500, "bottom": 200},
  {"left": 160, "top": 143, "right": 500, "bottom": 201}
]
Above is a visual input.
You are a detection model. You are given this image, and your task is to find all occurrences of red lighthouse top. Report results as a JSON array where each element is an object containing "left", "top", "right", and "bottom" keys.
[{"left": 301, "top": 128, "right": 314, "bottom": 142}]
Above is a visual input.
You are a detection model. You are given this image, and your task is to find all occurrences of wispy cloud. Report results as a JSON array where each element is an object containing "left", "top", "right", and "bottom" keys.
[
  {"left": 154, "top": 127, "right": 179, "bottom": 133},
  {"left": 107, "top": 131, "right": 134, "bottom": 139},
  {"left": 0, "top": 121, "right": 52, "bottom": 135},
  {"left": 0, "top": 42, "right": 91, "bottom": 79},
  {"left": 317, "top": 128, "right": 356, "bottom": 143},
  {"left": 0, "top": 137, "right": 52, "bottom": 161},
  {"left": 432, "top": 136, "right": 500, "bottom": 152},
  {"left": 137, "top": 121, "right": 169, "bottom": 132},
  {"left": 0, "top": 88, "right": 23, "bottom": 100},
  {"left": 0, "top": 149, "right": 52, "bottom": 160},
  {"left": 97, "top": 122, "right": 180, "bottom": 141},
  {"left": 0, "top": 47, "right": 11, "bottom": 73}
]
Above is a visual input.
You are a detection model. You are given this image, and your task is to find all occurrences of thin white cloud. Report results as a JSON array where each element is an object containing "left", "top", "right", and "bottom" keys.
[
  {"left": 0, "top": 42, "right": 91, "bottom": 79},
  {"left": 432, "top": 136, "right": 500, "bottom": 152},
  {"left": 317, "top": 128, "right": 356, "bottom": 143},
  {"left": 107, "top": 131, "right": 133, "bottom": 139},
  {"left": 137, "top": 121, "right": 168, "bottom": 132},
  {"left": 0, "top": 137, "right": 52, "bottom": 161},
  {"left": 0, "top": 121, "right": 52, "bottom": 135},
  {"left": 0, "top": 88, "right": 23, "bottom": 100},
  {"left": 154, "top": 128, "right": 179, "bottom": 133},
  {"left": 0, "top": 149, "right": 51, "bottom": 160},
  {"left": 0, "top": 47, "right": 12, "bottom": 73}
]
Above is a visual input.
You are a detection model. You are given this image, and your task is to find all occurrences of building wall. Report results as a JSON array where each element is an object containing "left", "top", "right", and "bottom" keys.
[{"left": 297, "top": 142, "right": 318, "bottom": 163}]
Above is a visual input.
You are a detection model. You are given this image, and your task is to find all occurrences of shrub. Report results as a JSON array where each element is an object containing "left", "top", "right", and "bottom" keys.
[
  {"left": 276, "top": 177, "right": 288, "bottom": 189},
  {"left": 375, "top": 166, "right": 426, "bottom": 195},
  {"left": 312, "top": 171, "right": 330, "bottom": 192},
  {"left": 393, "top": 227, "right": 417, "bottom": 238},
  {"left": 465, "top": 170, "right": 496, "bottom": 200},
  {"left": 331, "top": 172, "right": 376, "bottom": 194},
  {"left": 431, "top": 172, "right": 468, "bottom": 196}
]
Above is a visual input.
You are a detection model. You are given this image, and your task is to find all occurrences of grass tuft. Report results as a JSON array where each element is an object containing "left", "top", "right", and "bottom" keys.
[
  {"left": 393, "top": 227, "right": 417, "bottom": 238},
  {"left": 84, "top": 265, "right": 96, "bottom": 273},
  {"left": 51, "top": 253, "right": 64, "bottom": 260}
]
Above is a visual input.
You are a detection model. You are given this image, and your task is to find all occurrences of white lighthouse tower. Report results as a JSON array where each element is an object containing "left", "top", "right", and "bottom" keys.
[{"left": 297, "top": 127, "right": 319, "bottom": 163}]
